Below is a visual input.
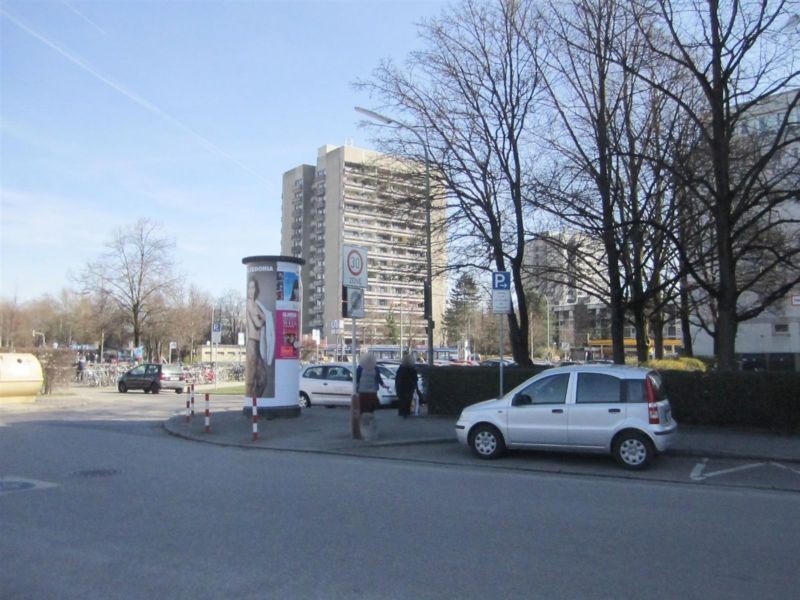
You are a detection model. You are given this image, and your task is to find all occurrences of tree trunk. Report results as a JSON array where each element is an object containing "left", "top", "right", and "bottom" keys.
[
  {"left": 650, "top": 312, "right": 665, "bottom": 360},
  {"left": 609, "top": 302, "right": 626, "bottom": 365},
  {"left": 716, "top": 297, "right": 739, "bottom": 370},
  {"left": 633, "top": 306, "right": 649, "bottom": 363}
]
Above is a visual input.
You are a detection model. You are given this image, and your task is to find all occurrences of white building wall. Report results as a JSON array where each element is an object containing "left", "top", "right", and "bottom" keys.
[{"left": 282, "top": 144, "right": 446, "bottom": 346}]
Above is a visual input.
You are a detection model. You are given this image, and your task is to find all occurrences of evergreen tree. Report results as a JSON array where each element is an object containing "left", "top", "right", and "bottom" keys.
[{"left": 443, "top": 274, "right": 480, "bottom": 346}]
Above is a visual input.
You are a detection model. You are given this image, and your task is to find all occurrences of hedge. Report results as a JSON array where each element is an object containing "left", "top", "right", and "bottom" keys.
[
  {"left": 424, "top": 366, "right": 549, "bottom": 416},
  {"left": 662, "top": 371, "right": 800, "bottom": 432},
  {"left": 425, "top": 366, "right": 800, "bottom": 432}
]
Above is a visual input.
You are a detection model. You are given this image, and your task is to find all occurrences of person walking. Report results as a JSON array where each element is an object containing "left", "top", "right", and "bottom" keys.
[
  {"left": 395, "top": 354, "right": 422, "bottom": 417},
  {"left": 356, "top": 353, "right": 386, "bottom": 414}
]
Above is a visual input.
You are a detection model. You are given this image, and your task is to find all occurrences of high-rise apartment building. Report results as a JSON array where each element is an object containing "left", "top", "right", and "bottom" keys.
[{"left": 281, "top": 144, "right": 446, "bottom": 348}]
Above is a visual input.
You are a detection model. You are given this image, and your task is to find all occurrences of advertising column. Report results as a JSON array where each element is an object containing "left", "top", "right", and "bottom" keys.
[{"left": 242, "top": 255, "right": 304, "bottom": 418}]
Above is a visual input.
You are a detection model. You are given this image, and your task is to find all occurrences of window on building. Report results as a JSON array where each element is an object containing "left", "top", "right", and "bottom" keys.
[{"left": 773, "top": 323, "right": 789, "bottom": 335}]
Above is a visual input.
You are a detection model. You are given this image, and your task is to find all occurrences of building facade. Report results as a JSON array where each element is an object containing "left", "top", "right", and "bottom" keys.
[
  {"left": 281, "top": 144, "right": 446, "bottom": 349},
  {"left": 524, "top": 232, "right": 683, "bottom": 360}
]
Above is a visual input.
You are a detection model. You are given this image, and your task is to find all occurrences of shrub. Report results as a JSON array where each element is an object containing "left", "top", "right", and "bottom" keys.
[
  {"left": 19, "top": 347, "right": 74, "bottom": 394},
  {"left": 645, "top": 358, "right": 707, "bottom": 372}
]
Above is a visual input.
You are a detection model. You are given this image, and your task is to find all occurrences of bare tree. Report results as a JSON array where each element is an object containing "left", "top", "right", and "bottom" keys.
[
  {"left": 533, "top": 0, "right": 686, "bottom": 363},
  {"left": 0, "top": 295, "right": 23, "bottom": 349},
  {"left": 80, "top": 219, "right": 181, "bottom": 350},
  {"left": 216, "top": 289, "right": 245, "bottom": 345},
  {"left": 626, "top": 0, "right": 800, "bottom": 369},
  {"left": 357, "top": 0, "right": 546, "bottom": 366},
  {"left": 171, "top": 285, "right": 214, "bottom": 363}
]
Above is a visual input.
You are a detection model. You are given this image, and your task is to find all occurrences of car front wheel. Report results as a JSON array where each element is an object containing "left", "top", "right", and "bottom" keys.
[
  {"left": 298, "top": 393, "right": 311, "bottom": 408},
  {"left": 118, "top": 382, "right": 128, "bottom": 393},
  {"left": 613, "top": 431, "right": 654, "bottom": 470},
  {"left": 469, "top": 424, "right": 505, "bottom": 459}
]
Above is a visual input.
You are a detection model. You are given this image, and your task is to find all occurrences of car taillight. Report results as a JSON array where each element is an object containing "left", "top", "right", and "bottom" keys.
[
  {"left": 645, "top": 377, "right": 660, "bottom": 424},
  {"left": 160, "top": 373, "right": 166, "bottom": 381}
]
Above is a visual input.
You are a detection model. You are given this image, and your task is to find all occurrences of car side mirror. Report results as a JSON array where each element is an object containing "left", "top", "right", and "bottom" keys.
[{"left": 512, "top": 393, "right": 532, "bottom": 406}]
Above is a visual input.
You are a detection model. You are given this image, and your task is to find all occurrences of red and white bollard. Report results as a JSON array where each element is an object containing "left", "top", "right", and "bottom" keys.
[
  {"left": 251, "top": 396, "right": 259, "bottom": 441},
  {"left": 204, "top": 393, "right": 210, "bottom": 433},
  {"left": 190, "top": 385, "right": 195, "bottom": 417}
]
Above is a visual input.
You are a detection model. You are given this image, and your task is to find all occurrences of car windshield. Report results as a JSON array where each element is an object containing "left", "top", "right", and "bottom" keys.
[{"left": 378, "top": 366, "right": 395, "bottom": 379}]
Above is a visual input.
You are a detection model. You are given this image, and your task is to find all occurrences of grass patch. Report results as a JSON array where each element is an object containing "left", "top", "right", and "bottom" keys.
[{"left": 207, "top": 385, "right": 246, "bottom": 396}]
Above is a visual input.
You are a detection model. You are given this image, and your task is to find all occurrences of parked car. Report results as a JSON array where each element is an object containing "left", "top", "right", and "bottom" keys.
[
  {"left": 117, "top": 363, "right": 187, "bottom": 394},
  {"left": 479, "top": 359, "right": 517, "bottom": 367},
  {"left": 455, "top": 365, "right": 676, "bottom": 469},
  {"left": 298, "top": 362, "right": 398, "bottom": 408}
]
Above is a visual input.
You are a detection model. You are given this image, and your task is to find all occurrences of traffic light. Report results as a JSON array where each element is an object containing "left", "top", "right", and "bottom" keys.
[{"left": 341, "top": 285, "right": 348, "bottom": 318}]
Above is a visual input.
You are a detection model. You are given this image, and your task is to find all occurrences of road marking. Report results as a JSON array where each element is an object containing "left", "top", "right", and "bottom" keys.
[
  {"left": 0, "top": 476, "right": 58, "bottom": 495},
  {"left": 690, "top": 459, "right": 765, "bottom": 481},
  {"left": 770, "top": 462, "right": 800, "bottom": 477}
]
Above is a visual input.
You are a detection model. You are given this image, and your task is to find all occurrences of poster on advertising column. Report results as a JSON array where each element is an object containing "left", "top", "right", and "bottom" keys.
[
  {"left": 244, "top": 263, "right": 277, "bottom": 400},
  {"left": 242, "top": 256, "right": 304, "bottom": 418}
]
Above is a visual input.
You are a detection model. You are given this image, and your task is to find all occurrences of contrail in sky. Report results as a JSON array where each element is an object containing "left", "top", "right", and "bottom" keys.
[
  {"left": 0, "top": 7, "right": 268, "bottom": 185},
  {"left": 58, "top": 0, "right": 107, "bottom": 35}
]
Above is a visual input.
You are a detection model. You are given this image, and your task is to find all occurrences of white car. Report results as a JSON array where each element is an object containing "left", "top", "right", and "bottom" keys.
[
  {"left": 455, "top": 365, "right": 677, "bottom": 469},
  {"left": 298, "top": 362, "right": 398, "bottom": 408}
]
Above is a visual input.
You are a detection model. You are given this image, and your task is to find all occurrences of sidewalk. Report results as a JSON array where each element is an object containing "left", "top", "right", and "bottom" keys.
[{"left": 164, "top": 406, "right": 800, "bottom": 463}]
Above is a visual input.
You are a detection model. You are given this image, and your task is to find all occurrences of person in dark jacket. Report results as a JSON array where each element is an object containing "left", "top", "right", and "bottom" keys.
[{"left": 394, "top": 354, "right": 422, "bottom": 417}]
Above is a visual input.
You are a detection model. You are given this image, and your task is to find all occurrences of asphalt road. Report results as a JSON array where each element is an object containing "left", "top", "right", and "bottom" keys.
[{"left": 2, "top": 390, "right": 799, "bottom": 599}]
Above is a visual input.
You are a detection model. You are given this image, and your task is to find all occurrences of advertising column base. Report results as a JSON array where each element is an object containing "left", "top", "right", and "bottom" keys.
[{"left": 241, "top": 405, "right": 300, "bottom": 419}]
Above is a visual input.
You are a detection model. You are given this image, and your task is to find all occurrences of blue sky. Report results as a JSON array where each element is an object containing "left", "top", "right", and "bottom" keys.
[{"left": 0, "top": 0, "right": 445, "bottom": 301}]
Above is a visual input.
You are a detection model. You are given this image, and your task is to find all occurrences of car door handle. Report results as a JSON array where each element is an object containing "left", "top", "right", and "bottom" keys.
[
  {"left": 552, "top": 409, "right": 564, "bottom": 414},
  {"left": 608, "top": 408, "right": 621, "bottom": 414}
]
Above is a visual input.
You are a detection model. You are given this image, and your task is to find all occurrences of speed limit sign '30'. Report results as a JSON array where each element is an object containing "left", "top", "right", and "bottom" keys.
[{"left": 342, "top": 245, "right": 368, "bottom": 288}]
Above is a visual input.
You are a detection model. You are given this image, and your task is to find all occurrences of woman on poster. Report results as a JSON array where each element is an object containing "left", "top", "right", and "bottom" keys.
[{"left": 245, "top": 277, "right": 274, "bottom": 398}]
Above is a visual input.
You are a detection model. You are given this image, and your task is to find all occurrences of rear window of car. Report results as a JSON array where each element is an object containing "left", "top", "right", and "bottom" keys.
[
  {"left": 624, "top": 380, "right": 645, "bottom": 403},
  {"left": 326, "top": 367, "right": 351, "bottom": 381},
  {"left": 576, "top": 373, "right": 622, "bottom": 403},
  {"left": 647, "top": 372, "right": 666, "bottom": 401},
  {"left": 622, "top": 372, "right": 665, "bottom": 403},
  {"left": 163, "top": 366, "right": 182, "bottom": 374}
]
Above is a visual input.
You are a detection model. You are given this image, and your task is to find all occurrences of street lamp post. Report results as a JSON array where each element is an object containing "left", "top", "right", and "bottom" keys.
[{"left": 355, "top": 106, "right": 434, "bottom": 367}]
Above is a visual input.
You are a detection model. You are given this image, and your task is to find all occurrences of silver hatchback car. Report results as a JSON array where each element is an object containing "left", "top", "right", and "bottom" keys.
[
  {"left": 455, "top": 365, "right": 677, "bottom": 469},
  {"left": 298, "top": 362, "right": 398, "bottom": 408}
]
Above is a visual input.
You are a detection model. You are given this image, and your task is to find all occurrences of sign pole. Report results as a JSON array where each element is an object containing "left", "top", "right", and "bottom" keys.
[
  {"left": 491, "top": 271, "right": 511, "bottom": 399},
  {"left": 499, "top": 314, "right": 504, "bottom": 398},
  {"left": 342, "top": 245, "right": 368, "bottom": 440},
  {"left": 351, "top": 316, "right": 360, "bottom": 440}
]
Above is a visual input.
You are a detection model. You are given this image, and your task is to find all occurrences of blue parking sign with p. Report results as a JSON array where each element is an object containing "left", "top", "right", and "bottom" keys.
[{"left": 492, "top": 272, "right": 510, "bottom": 290}]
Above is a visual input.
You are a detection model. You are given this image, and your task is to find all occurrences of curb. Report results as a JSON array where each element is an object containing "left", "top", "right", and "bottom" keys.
[
  {"left": 163, "top": 416, "right": 799, "bottom": 464},
  {"left": 163, "top": 417, "right": 455, "bottom": 453}
]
